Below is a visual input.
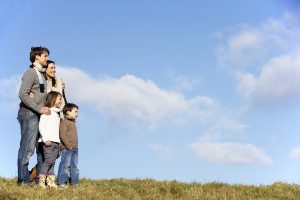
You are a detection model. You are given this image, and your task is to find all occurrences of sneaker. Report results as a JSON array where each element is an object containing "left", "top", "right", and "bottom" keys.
[
  {"left": 17, "top": 181, "right": 29, "bottom": 186},
  {"left": 59, "top": 184, "right": 69, "bottom": 188}
]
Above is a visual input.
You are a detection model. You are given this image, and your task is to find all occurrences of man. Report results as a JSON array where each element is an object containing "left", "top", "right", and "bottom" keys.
[{"left": 17, "top": 46, "right": 51, "bottom": 185}]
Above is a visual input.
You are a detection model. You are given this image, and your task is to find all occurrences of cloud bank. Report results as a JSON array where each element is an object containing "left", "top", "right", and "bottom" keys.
[
  {"left": 58, "top": 67, "right": 217, "bottom": 125},
  {"left": 217, "top": 12, "right": 300, "bottom": 107}
]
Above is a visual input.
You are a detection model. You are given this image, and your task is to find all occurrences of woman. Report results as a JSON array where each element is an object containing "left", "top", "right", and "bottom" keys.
[
  {"left": 45, "top": 60, "right": 67, "bottom": 110},
  {"left": 29, "top": 60, "right": 67, "bottom": 182}
]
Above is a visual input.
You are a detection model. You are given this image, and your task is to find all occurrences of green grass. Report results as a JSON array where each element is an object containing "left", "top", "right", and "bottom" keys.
[{"left": 1, "top": 177, "right": 300, "bottom": 200}]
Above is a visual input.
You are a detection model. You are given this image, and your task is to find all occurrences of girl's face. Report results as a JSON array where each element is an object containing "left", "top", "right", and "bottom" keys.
[
  {"left": 54, "top": 94, "right": 62, "bottom": 108},
  {"left": 46, "top": 63, "right": 56, "bottom": 78}
]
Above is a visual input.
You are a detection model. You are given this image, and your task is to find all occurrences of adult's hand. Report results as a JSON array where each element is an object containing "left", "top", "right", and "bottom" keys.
[
  {"left": 62, "top": 82, "right": 65, "bottom": 90},
  {"left": 29, "top": 91, "right": 35, "bottom": 98},
  {"left": 45, "top": 141, "right": 52, "bottom": 147},
  {"left": 40, "top": 107, "right": 51, "bottom": 115}
]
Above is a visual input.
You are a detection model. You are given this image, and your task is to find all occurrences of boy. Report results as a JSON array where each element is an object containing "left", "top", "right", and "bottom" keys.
[
  {"left": 17, "top": 46, "right": 51, "bottom": 185},
  {"left": 58, "top": 103, "right": 79, "bottom": 186}
]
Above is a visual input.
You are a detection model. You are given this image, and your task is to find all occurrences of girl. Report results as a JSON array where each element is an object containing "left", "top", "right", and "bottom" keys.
[{"left": 38, "top": 91, "right": 62, "bottom": 188}]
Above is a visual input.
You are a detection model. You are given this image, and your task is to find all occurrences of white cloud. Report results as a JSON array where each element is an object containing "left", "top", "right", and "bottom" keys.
[
  {"left": 237, "top": 49, "right": 300, "bottom": 105},
  {"left": 58, "top": 67, "right": 216, "bottom": 125},
  {"left": 217, "top": 12, "right": 300, "bottom": 106},
  {"left": 289, "top": 148, "right": 300, "bottom": 159},
  {"left": 147, "top": 143, "right": 174, "bottom": 160},
  {"left": 0, "top": 75, "right": 21, "bottom": 114},
  {"left": 190, "top": 137, "right": 272, "bottom": 165}
]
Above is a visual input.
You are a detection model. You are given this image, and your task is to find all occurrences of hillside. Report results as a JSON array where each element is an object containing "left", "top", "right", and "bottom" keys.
[{"left": 1, "top": 178, "right": 300, "bottom": 200}]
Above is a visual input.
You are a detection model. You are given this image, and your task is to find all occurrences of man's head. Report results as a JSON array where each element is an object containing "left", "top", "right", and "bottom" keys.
[
  {"left": 63, "top": 103, "right": 79, "bottom": 120},
  {"left": 30, "top": 46, "right": 49, "bottom": 66}
]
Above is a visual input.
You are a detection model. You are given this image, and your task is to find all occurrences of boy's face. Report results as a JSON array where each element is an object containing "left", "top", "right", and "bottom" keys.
[
  {"left": 36, "top": 52, "right": 48, "bottom": 66},
  {"left": 68, "top": 107, "right": 78, "bottom": 120}
]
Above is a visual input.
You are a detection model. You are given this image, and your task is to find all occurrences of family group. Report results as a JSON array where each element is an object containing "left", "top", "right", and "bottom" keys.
[{"left": 17, "top": 46, "right": 79, "bottom": 188}]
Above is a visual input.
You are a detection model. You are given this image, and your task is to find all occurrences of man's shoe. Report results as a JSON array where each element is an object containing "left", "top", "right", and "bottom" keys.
[{"left": 17, "top": 181, "right": 29, "bottom": 186}]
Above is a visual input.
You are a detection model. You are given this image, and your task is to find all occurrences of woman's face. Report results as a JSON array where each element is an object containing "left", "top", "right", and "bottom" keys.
[{"left": 46, "top": 63, "right": 56, "bottom": 78}]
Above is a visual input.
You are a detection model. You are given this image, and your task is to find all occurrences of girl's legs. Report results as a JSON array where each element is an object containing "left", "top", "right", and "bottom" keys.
[{"left": 39, "top": 143, "right": 59, "bottom": 187}]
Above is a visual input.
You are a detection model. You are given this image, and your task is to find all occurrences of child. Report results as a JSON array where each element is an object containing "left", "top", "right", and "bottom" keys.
[
  {"left": 38, "top": 91, "right": 62, "bottom": 188},
  {"left": 58, "top": 103, "right": 79, "bottom": 187}
]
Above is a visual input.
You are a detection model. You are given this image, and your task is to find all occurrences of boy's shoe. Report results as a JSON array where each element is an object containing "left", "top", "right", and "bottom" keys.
[
  {"left": 58, "top": 184, "right": 69, "bottom": 188},
  {"left": 47, "top": 175, "right": 58, "bottom": 188}
]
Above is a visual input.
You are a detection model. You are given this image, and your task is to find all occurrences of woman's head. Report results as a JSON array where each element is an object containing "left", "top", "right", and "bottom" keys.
[
  {"left": 46, "top": 60, "right": 56, "bottom": 78},
  {"left": 45, "top": 91, "right": 62, "bottom": 108}
]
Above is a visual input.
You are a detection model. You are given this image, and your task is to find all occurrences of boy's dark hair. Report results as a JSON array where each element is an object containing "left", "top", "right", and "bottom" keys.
[
  {"left": 45, "top": 91, "right": 61, "bottom": 108},
  {"left": 30, "top": 46, "right": 50, "bottom": 63},
  {"left": 63, "top": 103, "right": 79, "bottom": 115}
]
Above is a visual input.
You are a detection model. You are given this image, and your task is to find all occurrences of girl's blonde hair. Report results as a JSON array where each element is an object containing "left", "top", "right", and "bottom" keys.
[{"left": 45, "top": 91, "right": 61, "bottom": 108}]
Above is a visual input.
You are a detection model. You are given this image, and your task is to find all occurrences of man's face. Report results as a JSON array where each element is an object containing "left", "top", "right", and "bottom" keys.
[{"left": 36, "top": 52, "right": 48, "bottom": 66}]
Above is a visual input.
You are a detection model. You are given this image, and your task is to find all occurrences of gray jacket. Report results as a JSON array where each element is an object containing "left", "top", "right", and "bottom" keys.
[{"left": 19, "top": 68, "right": 47, "bottom": 113}]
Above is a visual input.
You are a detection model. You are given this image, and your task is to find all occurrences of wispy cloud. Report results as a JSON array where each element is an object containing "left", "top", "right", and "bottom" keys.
[
  {"left": 216, "top": 12, "right": 300, "bottom": 107},
  {"left": 147, "top": 143, "right": 174, "bottom": 160},
  {"left": 0, "top": 75, "right": 21, "bottom": 114},
  {"left": 289, "top": 148, "right": 300, "bottom": 159},
  {"left": 190, "top": 136, "right": 272, "bottom": 165},
  {"left": 167, "top": 68, "right": 201, "bottom": 92}
]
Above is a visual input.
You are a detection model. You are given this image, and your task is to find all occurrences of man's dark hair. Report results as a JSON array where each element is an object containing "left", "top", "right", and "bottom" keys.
[
  {"left": 45, "top": 91, "right": 61, "bottom": 108},
  {"left": 29, "top": 46, "right": 50, "bottom": 63},
  {"left": 63, "top": 103, "right": 79, "bottom": 115}
]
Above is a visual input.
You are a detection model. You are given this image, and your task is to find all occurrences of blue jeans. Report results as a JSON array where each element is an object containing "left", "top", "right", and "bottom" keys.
[
  {"left": 35, "top": 142, "right": 44, "bottom": 183},
  {"left": 17, "top": 107, "right": 40, "bottom": 184},
  {"left": 57, "top": 148, "right": 79, "bottom": 185}
]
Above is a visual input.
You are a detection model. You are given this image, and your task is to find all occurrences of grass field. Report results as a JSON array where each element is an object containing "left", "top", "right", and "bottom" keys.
[{"left": 1, "top": 177, "right": 300, "bottom": 200}]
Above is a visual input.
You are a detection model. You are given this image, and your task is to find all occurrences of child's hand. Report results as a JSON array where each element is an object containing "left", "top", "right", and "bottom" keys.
[{"left": 45, "top": 141, "right": 52, "bottom": 147}]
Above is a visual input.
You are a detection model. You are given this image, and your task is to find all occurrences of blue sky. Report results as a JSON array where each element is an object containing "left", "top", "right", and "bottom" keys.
[{"left": 1, "top": 0, "right": 300, "bottom": 184}]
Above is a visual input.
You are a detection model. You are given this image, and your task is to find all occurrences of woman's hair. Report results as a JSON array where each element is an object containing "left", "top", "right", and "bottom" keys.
[
  {"left": 29, "top": 46, "right": 50, "bottom": 63},
  {"left": 46, "top": 60, "right": 56, "bottom": 87},
  {"left": 47, "top": 60, "right": 55, "bottom": 65},
  {"left": 45, "top": 91, "right": 61, "bottom": 108}
]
